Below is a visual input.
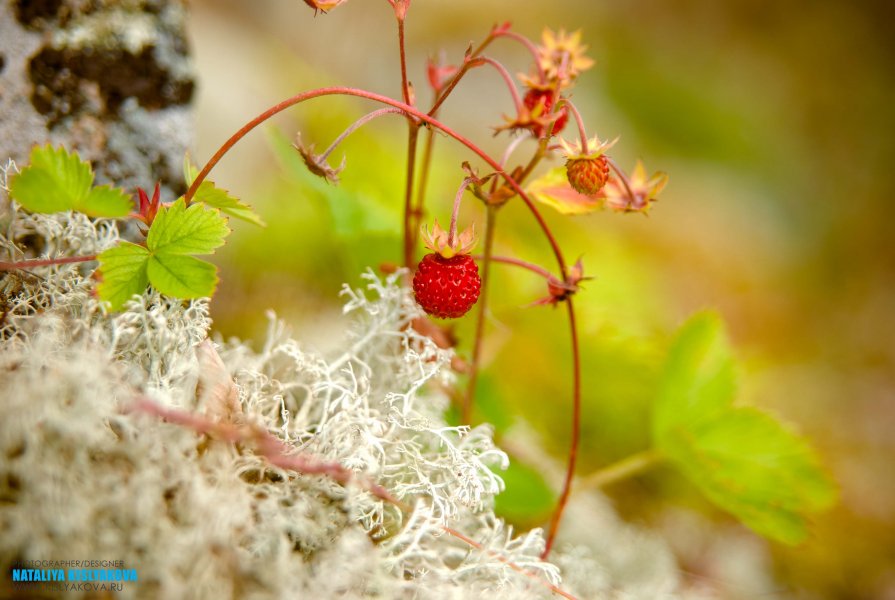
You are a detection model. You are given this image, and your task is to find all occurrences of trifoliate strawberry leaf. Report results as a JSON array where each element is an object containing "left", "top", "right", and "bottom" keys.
[
  {"left": 183, "top": 156, "right": 265, "bottom": 226},
  {"left": 10, "top": 145, "right": 131, "bottom": 217},
  {"left": 526, "top": 166, "right": 603, "bottom": 215},
  {"left": 653, "top": 311, "right": 836, "bottom": 544},
  {"left": 665, "top": 407, "right": 836, "bottom": 545},
  {"left": 97, "top": 242, "right": 151, "bottom": 311},
  {"left": 146, "top": 197, "right": 230, "bottom": 255},
  {"left": 147, "top": 254, "right": 219, "bottom": 299},
  {"left": 653, "top": 311, "right": 736, "bottom": 441},
  {"left": 97, "top": 199, "right": 230, "bottom": 310}
]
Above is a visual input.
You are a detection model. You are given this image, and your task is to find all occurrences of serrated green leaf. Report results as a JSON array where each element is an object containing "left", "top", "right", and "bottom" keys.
[
  {"left": 147, "top": 254, "right": 218, "bottom": 299},
  {"left": 97, "top": 242, "right": 151, "bottom": 311},
  {"left": 664, "top": 408, "right": 836, "bottom": 544},
  {"left": 80, "top": 185, "right": 132, "bottom": 218},
  {"left": 653, "top": 311, "right": 836, "bottom": 544},
  {"left": 146, "top": 198, "right": 230, "bottom": 255},
  {"left": 183, "top": 155, "right": 265, "bottom": 226},
  {"left": 526, "top": 166, "right": 603, "bottom": 215},
  {"left": 10, "top": 145, "right": 93, "bottom": 213},
  {"left": 9, "top": 145, "right": 132, "bottom": 218},
  {"left": 653, "top": 311, "right": 736, "bottom": 444}
]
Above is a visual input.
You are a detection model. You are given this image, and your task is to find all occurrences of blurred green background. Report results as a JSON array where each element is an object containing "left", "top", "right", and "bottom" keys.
[{"left": 189, "top": 1, "right": 894, "bottom": 597}]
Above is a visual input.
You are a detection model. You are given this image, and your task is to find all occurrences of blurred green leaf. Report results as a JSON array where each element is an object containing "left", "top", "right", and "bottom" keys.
[
  {"left": 184, "top": 156, "right": 266, "bottom": 226},
  {"left": 653, "top": 311, "right": 736, "bottom": 443},
  {"left": 494, "top": 459, "right": 555, "bottom": 527},
  {"left": 267, "top": 128, "right": 397, "bottom": 237},
  {"left": 653, "top": 311, "right": 836, "bottom": 544},
  {"left": 10, "top": 145, "right": 131, "bottom": 217}
]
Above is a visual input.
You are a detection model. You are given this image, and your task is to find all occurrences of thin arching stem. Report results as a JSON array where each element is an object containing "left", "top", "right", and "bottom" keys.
[
  {"left": 493, "top": 29, "right": 546, "bottom": 83},
  {"left": 558, "top": 99, "right": 589, "bottom": 155},
  {"left": 480, "top": 254, "right": 554, "bottom": 280},
  {"left": 463, "top": 204, "right": 497, "bottom": 424},
  {"left": 0, "top": 254, "right": 97, "bottom": 271},
  {"left": 403, "top": 124, "right": 421, "bottom": 268},
  {"left": 607, "top": 157, "right": 636, "bottom": 200},
  {"left": 447, "top": 178, "right": 473, "bottom": 245},
  {"left": 183, "top": 87, "right": 567, "bottom": 276},
  {"left": 476, "top": 56, "right": 524, "bottom": 112},
  {"left": 320, "top": 107, "right": 404, "bottom": 161},
  {"left": 542, "top": 297, "right": 581, "bottom": 558}
]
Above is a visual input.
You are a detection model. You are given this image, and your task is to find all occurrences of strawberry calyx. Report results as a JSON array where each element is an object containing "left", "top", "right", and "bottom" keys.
[{"left": 420, "top": 219, "right": 476, "bottom": 259}]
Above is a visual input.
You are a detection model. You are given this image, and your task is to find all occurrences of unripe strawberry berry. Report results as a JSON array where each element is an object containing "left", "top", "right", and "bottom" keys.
[
  {"left": 523, "top": 88, "right": 568, "bottom": 137},
  {"left": 413, "top": 253, "right": 481, "bottom": 319},
  {"left": 566, "top": 155, "right": 610, "bottom": 195}
]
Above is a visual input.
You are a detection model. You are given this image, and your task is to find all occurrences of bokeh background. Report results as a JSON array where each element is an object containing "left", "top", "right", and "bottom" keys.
[{"left": 189, "top": 1, "right": 894, "bottom": 598}]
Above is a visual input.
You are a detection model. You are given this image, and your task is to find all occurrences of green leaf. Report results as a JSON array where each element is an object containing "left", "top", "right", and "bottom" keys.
[
  {"left": 98, "top": 200, "right": 229, "bottom": 310},
  {"left": 146, "top": 198, "right": 230, "bottom": 255},
  {"left": 147, "top": 254, "right": 218, "bottom": 299},
  {"left": 663, "top": 408, "right": 837, "bottom": 544},
  {"left": 494, "top": 460, "right": 556, "bottom": 527},
  {"left": 653, "top": 311, "right": 837, "bottom": 544},
  {"left": 526, "top": 166, "right": 603, "bottom": 215},
  {"left": 80, "top": 185, "right": 132, "bottom": 218},
  {"left": 9, "top": 145, "right": 130, "bottom": 217},
  {"left": 97, "top": 242, "right": 151, "bottom": 311},
  {"left": 653, "top": 311, "right": 736, "bottom": 444},
  {"left": 184, "top": 155, "right": 265, "bottom": 226}
]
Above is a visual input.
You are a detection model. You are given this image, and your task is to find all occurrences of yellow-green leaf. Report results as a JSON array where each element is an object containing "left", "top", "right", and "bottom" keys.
[
  {"left": 146, "top": 198, "right": 230, "bottom": 256},
  {"left": 526, "top": 166, "right": 603, "bottom": 215},
  {"left": 183, "top": 155, "right": 265, "bottom": 226},
  {"left": 653, "top": 311, "right": 837, "bottom": 544},
  {"left": 10, "top": 145, "right": 130, "bottom": 217},
  {"left": 97, "top": 242, "right": 150, "bottom": 311},
  {"left": 147, "top": 254, "right": 219, "bottom": 299}
]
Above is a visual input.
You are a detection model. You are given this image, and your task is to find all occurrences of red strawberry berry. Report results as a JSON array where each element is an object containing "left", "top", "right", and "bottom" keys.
[
  {"left": 566, "top": 155, "right": 610, "bottom": 195},
  {"left": 523, "top": 88, "right": 568, "bottom": 137},
  {"left": 413, "top": 253, "right": 481, "bottom": 319}
]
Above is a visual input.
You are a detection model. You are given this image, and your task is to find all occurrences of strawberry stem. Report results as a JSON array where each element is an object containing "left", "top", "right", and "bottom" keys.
[
  {"left": 542, "top": 297, "right": 581, "bottom": 558},
  {"left": 0, "top": 254, "right": 97, "bottom": 271},
  {"left": 463, "top": 203, "right": 497, "bottom": 424},
  {"left": 493, "top": 29, "right": 546, "bottom": 83},
  {"left": 558, "top": 98, "right": 590, "bottom": 155},
  {"left": 320, "top": 107, "right": 404, "bottom": 161},
  {"left": 447, "top": 178, "right": 473, "bottom": 246}
]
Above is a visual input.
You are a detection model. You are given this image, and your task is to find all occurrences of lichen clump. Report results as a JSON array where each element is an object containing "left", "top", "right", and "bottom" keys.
[{"left": 0, "top": 194, "right": 678, "bottom": 598}]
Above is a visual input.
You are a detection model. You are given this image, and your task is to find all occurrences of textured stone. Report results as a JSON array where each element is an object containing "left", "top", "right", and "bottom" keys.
[{"left": 0, "top": 0, "right": 195, "bottom": 201}]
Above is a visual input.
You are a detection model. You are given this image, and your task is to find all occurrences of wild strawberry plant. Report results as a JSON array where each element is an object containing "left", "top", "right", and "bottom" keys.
[{"left": 2, "top": 0, "right": 834, "bottom": 575}]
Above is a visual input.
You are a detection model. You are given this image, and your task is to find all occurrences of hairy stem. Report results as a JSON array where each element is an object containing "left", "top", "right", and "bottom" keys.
[
  {"left": 0, "top": 254, "right": 97, "bottom": 271},
  {"left": 320, "top": 107, "right": 404, "bottom": 161},
  {"left": 183, "top": 87, "right": 567, "bottom": 275},
  {"left": 447, "top": 178, "right": 473, "bottom": 245},
  {"left": 463, "top": 204, "right": 497, "bottom": 424},
  {"left": 411, "top": 125, "right": 437, "bottom": 245},
  {"left": 480, "top": 254, "right": 553, "bottom": 280},
  {"left": 559, "top": 99, "right": 590, "bottom": 155},
  {"left": 578, "top": 449, "right": 664, "bottom": 491},
  {"left": 542, "top": 297, "right": 581, "bottom": 559},
  {"left": 403, "top": 124, "right": 421, "bottom": 268},
  {"left": 494, "top": 29, "right": 545, "bottom": 83}
]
